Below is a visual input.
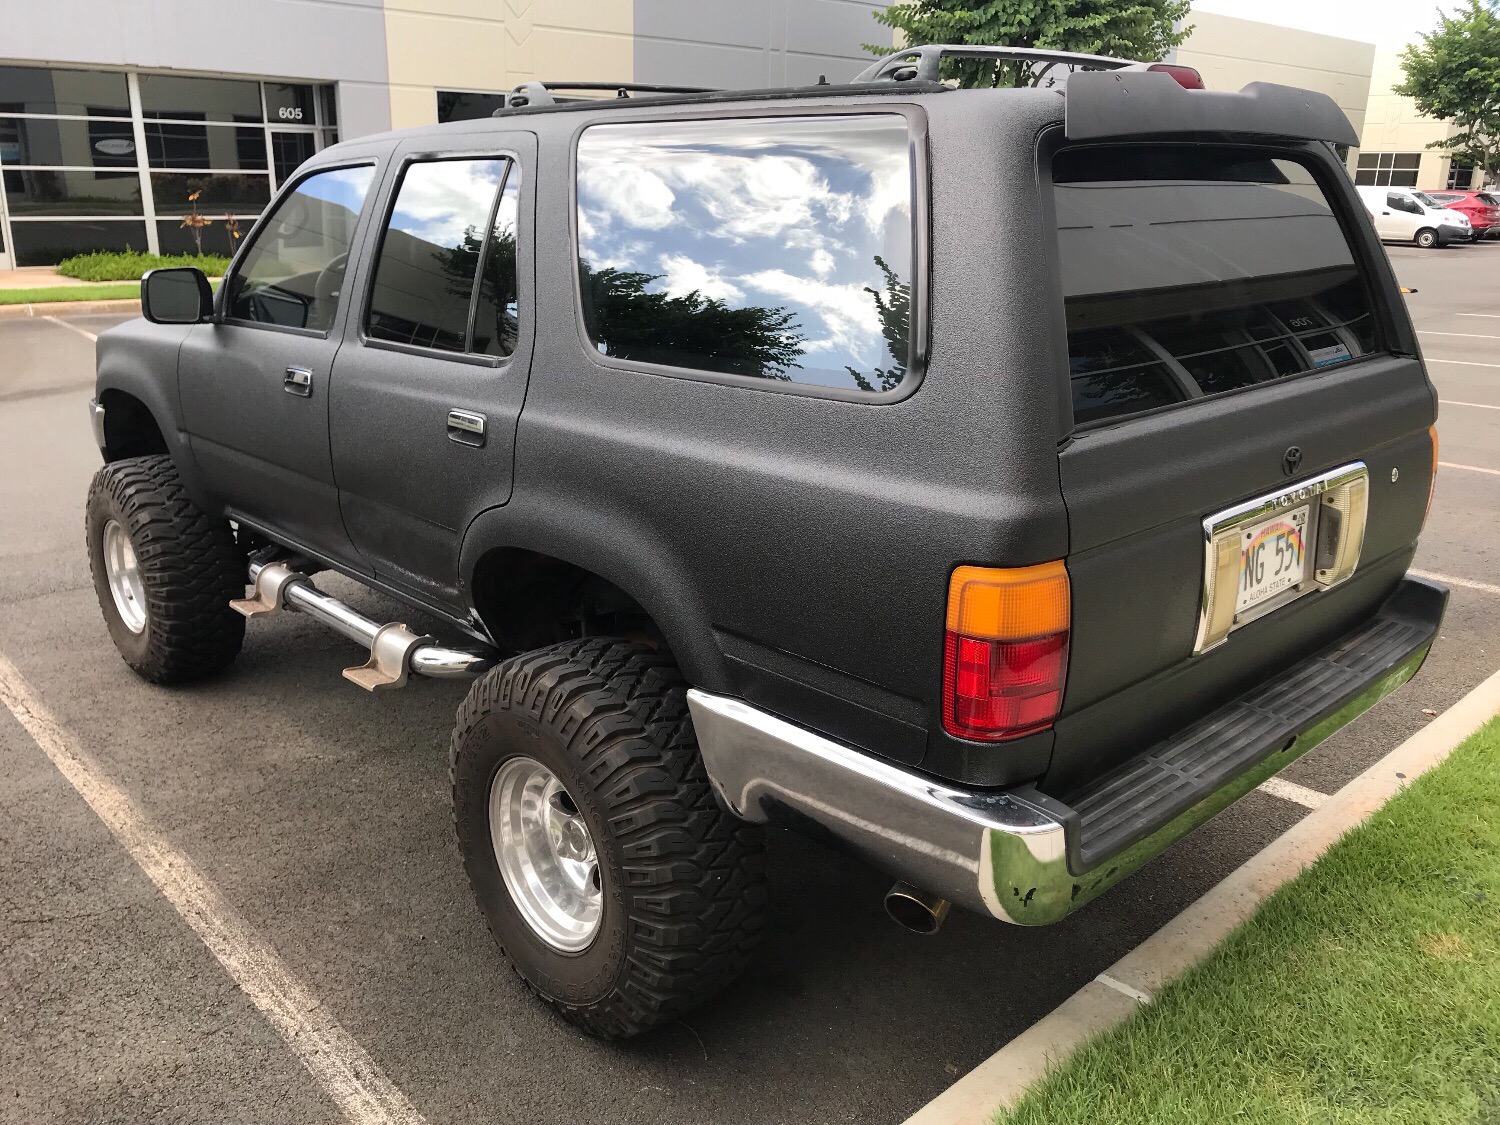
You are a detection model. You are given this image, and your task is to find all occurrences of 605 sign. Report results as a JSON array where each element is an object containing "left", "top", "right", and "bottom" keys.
[{"left": 277, "top": 107, "right": 305, "bottom": 121}]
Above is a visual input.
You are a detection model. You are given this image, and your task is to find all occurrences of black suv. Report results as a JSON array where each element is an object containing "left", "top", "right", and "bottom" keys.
[{"left": 86, "top": 47, "right": 1446, "bottom": 1038}]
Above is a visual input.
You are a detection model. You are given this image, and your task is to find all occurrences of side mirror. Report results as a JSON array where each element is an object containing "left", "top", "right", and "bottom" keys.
[{"left": 141, "top": 267, "right": 213, "bottom": 325}]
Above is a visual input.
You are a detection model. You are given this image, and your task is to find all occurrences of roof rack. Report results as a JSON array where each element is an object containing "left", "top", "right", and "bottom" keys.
[
  {"left": 499, "top": 81, "right": 720, "bottom": 111},
  {"left": 851, "top": 45, "right": 1131, "bottom": 85}
]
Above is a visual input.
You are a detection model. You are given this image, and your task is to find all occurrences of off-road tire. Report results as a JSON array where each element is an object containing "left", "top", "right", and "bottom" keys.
[
  {"left": 1416, "top": 227, "right": 1439, "bottom": 249},
  {"left": 451, "top": 637, "right": 766, "bottom": 1038},
  {"left": 86, "top": 454, "right": 245, "bottom": 683}
]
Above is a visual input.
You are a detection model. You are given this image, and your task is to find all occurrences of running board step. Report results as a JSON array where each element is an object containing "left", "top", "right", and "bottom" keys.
[{"left": 233, "top": 561, "right": 496, "bottom": 691}]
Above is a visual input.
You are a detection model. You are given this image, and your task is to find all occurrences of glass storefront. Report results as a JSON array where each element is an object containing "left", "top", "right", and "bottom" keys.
[{"left": 0, "top": 64, "right": 338, "bottom": 267}]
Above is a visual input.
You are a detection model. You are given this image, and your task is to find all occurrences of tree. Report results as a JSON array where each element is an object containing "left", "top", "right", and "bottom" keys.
[
  {"left": 845, "top": 255, "right": 910, "bottom": 393},
  {"left": 869, "top": 0, "right": 1191, "bottom": 88},
  {"left": 579, "top": 264, "right": 806, "bottom": 378},
  {"left": 1395, "top": 0, "right": 1500, "bottom": 188}
]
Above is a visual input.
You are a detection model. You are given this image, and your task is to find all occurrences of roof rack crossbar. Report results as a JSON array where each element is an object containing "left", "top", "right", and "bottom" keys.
[
  {"left": 851, "top": 45, "right": 1131, "bottom": 85},
  {"left": 498, "top": 80, "right": 721, "bottom": 112}
]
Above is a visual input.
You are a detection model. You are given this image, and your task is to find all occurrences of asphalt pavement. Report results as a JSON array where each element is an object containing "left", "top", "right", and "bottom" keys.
[{"left": 1, "top": 244, "right": 1497, "bottom": 1125}]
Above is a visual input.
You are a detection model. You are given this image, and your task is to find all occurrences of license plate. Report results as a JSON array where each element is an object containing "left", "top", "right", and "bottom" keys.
[{"left": 1235, "top": 505, "right": 1309, "bottom": 616}]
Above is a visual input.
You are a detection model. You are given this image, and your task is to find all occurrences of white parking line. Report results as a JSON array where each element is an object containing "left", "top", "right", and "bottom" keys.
[
  {"left": 1430, "top": 359, "right": 1500, "bottom": 369},
  {"left": 1094, "top": 973, "right": 1152, "bottom": 1005},
  {"left": 1411, "top": 569, "right": 1500, "bottom": 597},
  {"left": 1456, "top": 313, "right": 1500, "bottom": 318},
  {"left": 42, "top": 315, "right": 99, "bottom": 342},
  {"left": 1421, "top": 331, "right": 1500, "bottom": 340},
  {"left": 0, "top": 654, "right": 429, "bottom": 1125},
  {"left": 1256, "top": 775, "right": 1328, "bottom": 809},
  {"left": 1440, "top": 461, "right": 1500, "bottom": 476},
  {"left": 1441, "top": 399, "right": 1500, "bottom": 410}
]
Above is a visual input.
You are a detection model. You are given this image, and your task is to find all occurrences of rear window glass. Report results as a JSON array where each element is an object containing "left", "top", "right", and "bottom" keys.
[
  {"left": 1051, "top": 146, "right": 1377, "bottom": 427},
  {"left": 575, "top": 114, "right": 914, "bottom": 393}
]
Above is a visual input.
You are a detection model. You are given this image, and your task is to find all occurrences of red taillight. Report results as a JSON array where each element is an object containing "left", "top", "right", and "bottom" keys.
[
  {"left": 942, "top": 563, "right": 1071, "bottom": 743},
  {"left": 1147, "top": 63, "right": 1205, "bottom": 89}
]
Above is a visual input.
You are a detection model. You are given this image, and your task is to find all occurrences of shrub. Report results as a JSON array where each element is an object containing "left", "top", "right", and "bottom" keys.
[{"left": 56, "top": 249, "right": 233, "bottom": 283}]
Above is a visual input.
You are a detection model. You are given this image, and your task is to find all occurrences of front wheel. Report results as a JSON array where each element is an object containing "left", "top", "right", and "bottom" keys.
[
  {"left": 1415, "top": 227, "right": 1439, "bottom": 249},
  {"left": 450, "top": 637, "right": 767, "bottom": 1038},
  {"left": 86, "top": 454, "right": 245, "bottom": 683}
]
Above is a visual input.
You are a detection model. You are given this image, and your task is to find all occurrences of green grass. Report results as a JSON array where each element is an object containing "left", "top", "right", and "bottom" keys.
[
  {"left": 55, "top": 249, "right": 231, "bottom": 282},
  {"left": 0, "top": 283, "right": 141, "bottom": 305},
  {"left": 999, "top": 715, "right": 1500, "bottom": 1125}
]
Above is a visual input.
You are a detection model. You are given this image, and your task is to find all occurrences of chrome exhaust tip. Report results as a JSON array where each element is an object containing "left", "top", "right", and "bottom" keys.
[{"left": 884, "top": 881, "right": 951, "bottom": 935}]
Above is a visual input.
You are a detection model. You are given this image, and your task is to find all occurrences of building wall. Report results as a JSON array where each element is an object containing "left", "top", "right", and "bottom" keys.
[
  {"left": 1176, "top": 10, "right": 1375, "bottom": 167},
  {"left": 1360, "top": 48, "right": 1463, "bottom": 190},
  {"left": 633, "top": 0, "right": 892, "bottom": 89},
  {"left": 0, "top": 0, "right": 393, "bottom": 136}
]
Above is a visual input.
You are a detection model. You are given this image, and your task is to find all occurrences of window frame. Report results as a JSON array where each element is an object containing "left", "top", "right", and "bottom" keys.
[
  {"left": 356, "top": 149, "right": 524, "bottom": 370},
  {"left": 1039, "top": 134, "right": 1399, "bottom": 435},
  {"left": 567, "top": 104, "right": 931, "bottom": 403},
  {"left": 218, "top": 157, "right": 380, "bottom": 340}
]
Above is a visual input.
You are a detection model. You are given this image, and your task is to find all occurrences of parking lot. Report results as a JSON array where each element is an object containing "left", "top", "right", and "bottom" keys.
[{"left": 1, "top": 240, "right": 1497, "bottom": 1125}]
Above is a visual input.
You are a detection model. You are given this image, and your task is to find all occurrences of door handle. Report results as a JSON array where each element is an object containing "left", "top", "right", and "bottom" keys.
[
  {"left": 447, "top": 409, "right": 487, "bottom": 447},
  {"left": 284, "top": 366, "right": 313, "bottom": 396}
]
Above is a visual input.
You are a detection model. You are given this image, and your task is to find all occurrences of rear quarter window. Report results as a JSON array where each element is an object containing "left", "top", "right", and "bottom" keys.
[
  {"left": 1051, "top": 146, "right": 1378, "bottom": 427},
  {"left": 574, "top": 114, "right": 915, "bottom": 394}
]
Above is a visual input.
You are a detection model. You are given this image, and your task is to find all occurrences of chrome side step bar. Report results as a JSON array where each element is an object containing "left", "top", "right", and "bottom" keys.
[{"left": 233, "top": 561, "right": 496, "bottom": 691}]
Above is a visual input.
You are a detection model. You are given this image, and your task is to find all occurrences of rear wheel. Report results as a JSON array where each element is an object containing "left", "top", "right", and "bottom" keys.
[
  {"left": 86, "top": 454, "right": 245, "bottom": 683},
  {"left": 1415, "top": 227, "right": 1439, "bottom": 249},
  {"left": 451, "top": 637, "right": 766, "bottom": 1038}
]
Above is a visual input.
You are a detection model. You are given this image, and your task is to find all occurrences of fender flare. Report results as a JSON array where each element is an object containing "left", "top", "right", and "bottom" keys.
[
  {"left": 95, "top": 354, "right": 216, "bottom": 514},
  {"left": 458, "top": 494, "right": 729, "bottom": 693}
]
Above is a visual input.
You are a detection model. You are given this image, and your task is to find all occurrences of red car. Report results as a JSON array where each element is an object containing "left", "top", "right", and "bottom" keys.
[{"left": 1424, "top": 189, "right": 1500, "bottom": 239}]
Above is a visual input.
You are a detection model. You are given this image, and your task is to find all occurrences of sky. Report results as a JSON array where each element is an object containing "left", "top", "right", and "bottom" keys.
[{"left": 1191, "top": 0, "right": 1446, "bottom": 50}]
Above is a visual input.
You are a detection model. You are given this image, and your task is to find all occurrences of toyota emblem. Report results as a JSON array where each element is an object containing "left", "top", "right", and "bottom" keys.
[{"left": 1282, "top": 446, "right": 1303, "bottom": 477}]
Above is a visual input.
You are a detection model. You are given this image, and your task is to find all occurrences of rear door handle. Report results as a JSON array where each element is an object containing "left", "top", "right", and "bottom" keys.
[
  {"left": 447, "top": 409, "right": 487, "bottom": 447},
  {"left": 284, "top": 366, "right": 313, "bottom": 396}
]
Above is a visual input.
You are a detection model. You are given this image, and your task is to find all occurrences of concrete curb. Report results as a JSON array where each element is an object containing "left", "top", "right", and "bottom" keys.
[
  {"left": 0, "top": 298, "right": 141, "bottom": 319},
  {"left": 905, "top": 663, "right": 1500, "bottom": 1125}
]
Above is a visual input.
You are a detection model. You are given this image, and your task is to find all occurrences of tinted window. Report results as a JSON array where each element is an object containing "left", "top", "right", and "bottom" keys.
[
  {"left": 576, "top": 114, "right": 915, "bottom": 392},
  {"left": 437, "top": 91, "right": 509, "bottom": 122},
  {"left": 1052, "top": 147, "right": 1376, "bottom": 426},
  {"left": 473, "top": 170, "right": 521, "bottom": 357},
  {"left": 0, "top": 66, "right": 130, "bottom": 116},
  {"left": 139, "top": 74, "right": 263, "bottom": 123},
  {"left": 225, "top": 165, "right": 374, "bottom": 331},
  {"left": 367, "top": 158, "right": 512, "bottom": 354}
]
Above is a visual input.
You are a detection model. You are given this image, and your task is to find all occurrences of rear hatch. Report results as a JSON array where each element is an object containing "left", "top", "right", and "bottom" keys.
[{"left": 1043, "top": 139, "right": 1436, "bottom": 794}]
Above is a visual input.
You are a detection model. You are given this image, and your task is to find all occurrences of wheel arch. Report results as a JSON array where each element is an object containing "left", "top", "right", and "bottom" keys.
[{"left": 459, "top": 500, "right": 729, "bottom": 693}]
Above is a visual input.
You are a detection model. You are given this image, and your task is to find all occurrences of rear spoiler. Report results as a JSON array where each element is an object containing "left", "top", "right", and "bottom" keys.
[{"left": 1066, "top": 71, "right": 1359, "bottom": 147}]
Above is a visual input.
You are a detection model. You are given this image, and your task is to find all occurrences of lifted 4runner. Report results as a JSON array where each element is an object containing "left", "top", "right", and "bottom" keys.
[{"left": 87, "top": 46, "right": 1446, "bottom": 1038}]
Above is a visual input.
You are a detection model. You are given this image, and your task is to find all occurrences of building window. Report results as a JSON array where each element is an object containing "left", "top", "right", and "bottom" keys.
[
  {"left": 1447, "top": 161, "right": 1475, "bottom": 190},
  {"left": 1355, "top": 152, "right": 1422, "bottom": 187},
  {"left": 0, "top": 64, "right": 338, "bottom": 267},
  {"left": 437, "top": 91, "right": 509, "bottom": 123}
]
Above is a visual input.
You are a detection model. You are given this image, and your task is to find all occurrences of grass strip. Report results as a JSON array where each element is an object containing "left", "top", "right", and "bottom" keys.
[
  {"left": 999, "top": 715, "right": 1500, "bottom": 1125},
  {"left": 56, "top": 249, "right": 231, "bottom": 282},
  {"left": 0, "top": 284, "right": 141, "bottom": 305}
]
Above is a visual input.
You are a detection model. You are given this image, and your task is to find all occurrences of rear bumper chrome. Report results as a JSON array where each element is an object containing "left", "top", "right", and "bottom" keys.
[{"left": 687, "top": 576, "right": 1445, "bottom": 926}]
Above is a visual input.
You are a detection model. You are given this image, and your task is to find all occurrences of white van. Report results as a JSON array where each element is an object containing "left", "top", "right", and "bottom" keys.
[{"left": 1355, "top": 185, "right": 1472, "bottom": 248}]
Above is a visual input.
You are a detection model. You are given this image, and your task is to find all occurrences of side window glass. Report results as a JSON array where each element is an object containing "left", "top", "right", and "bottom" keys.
[
  {"left": 225, "top": 165, "right": 374, "bottom": 331},
  {"left": 575, "top": 114, "right": 914, "bottom": 393},
  {"left": 366, "top": 157, "right": 512, "bottom": 353},
  {"left": 472, "top": 168, "right": 521, "bottom": 357}
]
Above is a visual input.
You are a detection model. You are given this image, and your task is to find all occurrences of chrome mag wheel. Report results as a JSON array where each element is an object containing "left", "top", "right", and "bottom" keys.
[
  {"left": 102, "top": 518, "right": 147, "bottom": 634},
  {"left": 489, "top": 756, "right": 603, "bottom": 952}
]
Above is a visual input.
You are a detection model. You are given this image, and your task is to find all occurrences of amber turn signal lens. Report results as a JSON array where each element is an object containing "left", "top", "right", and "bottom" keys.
[
  {"left": 1426, "top": 425, "right": 1439, "bottom": 527},
  {"left": 945, "top": 561, "right": 1070, "bottom": 641}
]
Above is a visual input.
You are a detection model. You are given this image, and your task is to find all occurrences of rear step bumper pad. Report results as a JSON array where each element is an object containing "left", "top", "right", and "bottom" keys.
[{"left": 686, "top": 576, "right": 1446, "bottom": 926}]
